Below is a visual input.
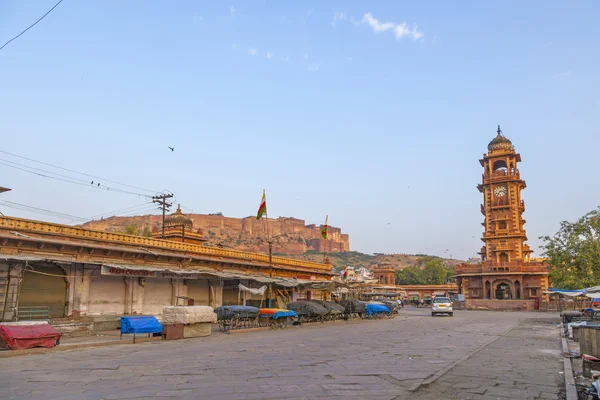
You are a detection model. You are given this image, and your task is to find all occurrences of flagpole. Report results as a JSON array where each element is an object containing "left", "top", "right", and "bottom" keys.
[
  {"left": 322, "top": 215, "right": 328, "bottom": 263},
  {"left": 263, "top": 189, "right": 273, "bottom": 308}
]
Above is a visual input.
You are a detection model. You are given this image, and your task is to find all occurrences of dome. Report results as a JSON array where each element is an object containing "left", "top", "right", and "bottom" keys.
[
  {"left": 164, "top": 204, "right": 193, "bottom": 228},
  {"left": 487, "top": 125, "right": 513, "bottom": 152}
]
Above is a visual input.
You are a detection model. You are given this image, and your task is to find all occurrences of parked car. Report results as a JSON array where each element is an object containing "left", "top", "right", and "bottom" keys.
[{"left": 431, "top": 297, "right": 453, "bottom": 316}]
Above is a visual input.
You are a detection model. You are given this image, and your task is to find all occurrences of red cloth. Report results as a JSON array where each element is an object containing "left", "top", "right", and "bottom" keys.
[{"left": 0, "top": 324, "right": 62, "bottom": 350}]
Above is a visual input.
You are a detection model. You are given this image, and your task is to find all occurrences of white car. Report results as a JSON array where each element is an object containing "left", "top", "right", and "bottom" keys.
[{"left": 431, "top": 297, "right": 453, "bottom": 316}]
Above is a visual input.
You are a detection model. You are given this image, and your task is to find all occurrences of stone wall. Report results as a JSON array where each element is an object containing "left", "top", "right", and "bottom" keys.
[
  {"left": 466, "top": 299, "right": 535, "bottom": 311},
  {"left": 81, "top": 214, "right": 350, "bottom": 255}
]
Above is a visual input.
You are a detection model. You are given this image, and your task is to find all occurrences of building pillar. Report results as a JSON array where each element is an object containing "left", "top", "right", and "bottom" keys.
[{"left": 131, "top": 277, "right": 144, "bottom": 314}]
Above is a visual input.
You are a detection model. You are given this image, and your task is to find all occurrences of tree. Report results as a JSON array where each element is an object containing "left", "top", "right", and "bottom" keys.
[
  {"left": 540, "top": 206, "right": 600, "bottom": 289},
  {"left": 141, "top": 226, "right": 152, "bottom": 238},
  {"left": 124, "top": 224, "right": 139, "bottom": 236},
  {"left": 395, "top": 266, "right": 424, "bottom": 285},
  {"left": 395, "top": 256, "right": 455, "bottom": 285}
]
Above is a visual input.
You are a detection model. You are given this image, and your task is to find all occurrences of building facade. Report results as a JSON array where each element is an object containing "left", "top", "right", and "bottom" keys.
[
  {"left": 0, "top": 215, "right": 333, "bottom": 323},
  {"left": 454, "top": 126, "right": 549, "bottom": 311}
]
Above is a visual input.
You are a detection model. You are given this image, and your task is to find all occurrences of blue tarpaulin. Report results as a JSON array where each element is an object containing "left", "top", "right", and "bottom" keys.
[
  {"left": 366, "top": 303, "right": 390, "bottom": 315},
  {"left": 259, "top": 310, "right": 298, "bottom": 319},
  {"left": 120, "top": 316, "right": 163, "bottom": 334},
  {"left": 272, "top": 310, "right": 298, "bottom": 319}
]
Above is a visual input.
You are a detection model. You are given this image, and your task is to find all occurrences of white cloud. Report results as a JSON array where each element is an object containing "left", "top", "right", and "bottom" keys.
[
  {"left": 332, "top": 11, "right": 346, "bottom": 26},
  {"left": 266, "top": 52, "right": 274, "bottom": 60},
  {"left": 282, "top": 56, "right": 290, "bottom": 62},
  {"left": 193, "top": 13, "right": 203, "bottom": 23},
  {"left": 553, "top": 70, "right": 572, "bottom": 80},
  {"left": 229, "top": 6, "right": 236, "bottom": 16},
  {"left": 359, "top": 12, "right": 423, "bottom": 41},
  {"left": 308, "top": 62, "right": 320, "bottom": 72},
  {"left": 248, "top": 48, "right": 258, "bottom": 56}
]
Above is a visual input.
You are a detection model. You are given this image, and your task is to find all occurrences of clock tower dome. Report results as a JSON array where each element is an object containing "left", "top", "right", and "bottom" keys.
[{"left": 477, "top": 125, "right": 532, "bottom": 264}]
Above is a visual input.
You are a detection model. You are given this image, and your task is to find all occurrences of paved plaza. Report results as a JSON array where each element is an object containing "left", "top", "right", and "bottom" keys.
[{"left": 0, "top": 309, "right": 564, "bottom": 400}]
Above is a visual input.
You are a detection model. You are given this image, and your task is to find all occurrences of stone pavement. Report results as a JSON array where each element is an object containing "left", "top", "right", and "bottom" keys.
[
  {"left": 0, "top": 309, "right": 562, "bottom": 400},
  {"left": 411, "top": 316, "right": 565, "bottom": 400}
]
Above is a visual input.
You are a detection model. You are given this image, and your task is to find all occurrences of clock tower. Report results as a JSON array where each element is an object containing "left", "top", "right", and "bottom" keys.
[
  {"left": 477, "top": 125, "right": 532, "bottom": 264},
  {"left": 454, "top": 126, "right": 549, "bottom": 310}
]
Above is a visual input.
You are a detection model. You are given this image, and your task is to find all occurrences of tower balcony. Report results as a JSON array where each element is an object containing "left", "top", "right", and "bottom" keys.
[
  {"left": 455, "top": 261, "right": 548, "bottom": 275},
  {"left": 482, "top": 169, "right": 520, "bottom": 183},
  {"left": 490, "top": 198, "right": 510, "bottom": 208},
  {"left": 519, "top": 200, "right": 525, "bottom": 212},
  {"left": 480, "top": 204, "right": 486, "bottom": 215}
]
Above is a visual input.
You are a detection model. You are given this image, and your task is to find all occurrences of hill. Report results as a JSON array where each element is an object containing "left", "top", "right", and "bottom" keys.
[
  {"left": 80, "top": 212, "right": 349, "bottom": 255},
  {"left": 279, "top": 251, "right": 464, "bottom": 272}
]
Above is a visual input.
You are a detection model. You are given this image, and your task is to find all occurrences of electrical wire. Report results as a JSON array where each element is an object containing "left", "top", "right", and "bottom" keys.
[
  {"left": 0, "top": 200, "right": 87, "bottom": 222},
  {"left": 89, "top": 202, "right": 155, "bottom": 219},
  {"left": 0, "top": 0, "right": 65, "bottom": 51},
  {"left": 0, "top": 160, "right": 153, "bottom": 199},
  {"left": 0, "top": 149, "right": 157, "bottom": 194}
]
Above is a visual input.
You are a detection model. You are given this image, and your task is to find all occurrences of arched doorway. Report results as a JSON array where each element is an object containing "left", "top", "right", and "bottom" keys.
[
  {"left": 19, "top": 264, "right": 67, "bottom": 318},
  {"left": 499, "top": 252, "right": 509, "bottom": 263},
  {"left": 485, "top": 281, "right": 491, "bottom": 299},
  {"left": 514, "top": 281, "right": 521, "bottom": 299},
  {"left": 495, "top": 281, "right": 513, "bottom": 300}
]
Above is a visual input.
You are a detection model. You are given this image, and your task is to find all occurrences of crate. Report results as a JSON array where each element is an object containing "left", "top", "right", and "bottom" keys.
[{"left": 162, "top": 323, "right": 184, "bottom": 340}]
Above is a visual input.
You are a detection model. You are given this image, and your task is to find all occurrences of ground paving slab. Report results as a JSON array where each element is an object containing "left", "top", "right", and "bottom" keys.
[{"left": 0, "top": 309, "right": 562, "bottom": 399}]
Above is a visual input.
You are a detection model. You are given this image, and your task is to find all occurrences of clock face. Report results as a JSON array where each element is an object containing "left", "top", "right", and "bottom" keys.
[{"left": 494, "top": 185, "right": 507, "bottom": 197}]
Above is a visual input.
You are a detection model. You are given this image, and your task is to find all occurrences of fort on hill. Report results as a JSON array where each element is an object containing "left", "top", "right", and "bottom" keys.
[{"left": 81, "top": 213, "right": 350, "bottom": 255}]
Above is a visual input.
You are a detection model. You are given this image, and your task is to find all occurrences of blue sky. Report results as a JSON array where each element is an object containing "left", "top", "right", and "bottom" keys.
[{"left": 1, "top": 1, "right": 599, "bottom": 260}]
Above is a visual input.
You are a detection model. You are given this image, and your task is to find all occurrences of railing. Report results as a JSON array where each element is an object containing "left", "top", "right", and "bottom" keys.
[
  {"left": 455, "top": 261, "right": 548, "bottom": 275},
  {"left": 490, "top": 198, "right": 510, "bottom": 207},
  {"left": 483, "top": 169, "right": 520, "bottom": 182},
  {"left": 0, "top": 216, "right": 330, "bottom": 271}
]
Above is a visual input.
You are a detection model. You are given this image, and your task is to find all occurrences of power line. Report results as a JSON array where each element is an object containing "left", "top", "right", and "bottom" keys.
[
  {"left": 0, "top": 0, "right": 65, "bottom": 52},
  {"left": 89, "top": 202, "right": 155, "bottom": 219},
  {"left": 0, "top": 200, "right": 87, "bottom": 222},
  {"left": 0, "top": 160, "right": 153, "bottom": 199},
  {"left": 0, "top": 150, "right": 157, "bottom": 194}
]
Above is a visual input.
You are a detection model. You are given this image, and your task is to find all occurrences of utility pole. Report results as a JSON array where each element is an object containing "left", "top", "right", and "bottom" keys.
[{"left": 152, "top": 193, "right": 173, "bottom": 238}]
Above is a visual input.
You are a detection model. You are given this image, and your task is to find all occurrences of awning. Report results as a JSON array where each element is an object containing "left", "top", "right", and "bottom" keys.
[{"left": 433, "top": 291, "right": 446, "bottom": 296}]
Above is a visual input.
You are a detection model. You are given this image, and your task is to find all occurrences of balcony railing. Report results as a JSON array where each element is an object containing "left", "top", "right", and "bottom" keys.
[
  {"left": 483, "top": 169, "right": 520, "bottom": 182},
  {"left": 455, "top": 261, "right": 548, "bottom": 275}
]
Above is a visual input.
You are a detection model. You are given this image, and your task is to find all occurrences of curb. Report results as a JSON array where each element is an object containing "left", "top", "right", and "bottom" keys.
[
  {"left": 560, "top": 322, "right": 578, "bottom": 400},
  {"left": 0, "top": 336, "right": 162, "bottom": 358}
]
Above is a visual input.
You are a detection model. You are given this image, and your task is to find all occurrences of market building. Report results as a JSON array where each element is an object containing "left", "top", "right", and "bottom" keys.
[
  {"left": 454, "top": 126, "right": 549, "bottom": 311},
  {"left": 0, "top": 213, "right": 334, "bottom": 324}
]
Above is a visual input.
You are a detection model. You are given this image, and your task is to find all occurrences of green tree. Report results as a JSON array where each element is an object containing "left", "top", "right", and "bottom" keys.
[
  {"left": 395, "top": 256, "right": 455, "bottom": 285},
  {"left": 141, "top": 226, "right": 152, "bottom": 237},
  {"left": 395, "top": 266, "right": 424, "bottom": 285},
  {"left": 540, "top": 206, "right": 600, "bottom": 289},
  {"left": 124, "top": 224, "right": 139, "bottom": 236}
]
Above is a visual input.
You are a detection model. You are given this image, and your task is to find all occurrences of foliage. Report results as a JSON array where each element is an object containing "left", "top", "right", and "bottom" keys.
[
  {"left": 141, "top": 226, "right": 152, "bottom": 237},
  {"left": 124, "top": 224, "right": 139, "bottom": 235},
  {"left": 395, "top": 256, "right": 454, "bottom": 285},
  {"left": 540, "top": 207, "right": 600, "bottom": 289}
]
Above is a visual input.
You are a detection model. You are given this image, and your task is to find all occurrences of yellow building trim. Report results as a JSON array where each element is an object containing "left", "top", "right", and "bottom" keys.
[{"left": 0, "top": 216, "right": 330, "bottom": 272}]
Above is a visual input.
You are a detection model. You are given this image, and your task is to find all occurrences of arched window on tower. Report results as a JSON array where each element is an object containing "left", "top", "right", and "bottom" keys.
[
  {"left": 492, "top": 160, "right": 508, "bottom": 177},
  {"left": 498, "top": 252, "right": 509, "bottom": 263}
]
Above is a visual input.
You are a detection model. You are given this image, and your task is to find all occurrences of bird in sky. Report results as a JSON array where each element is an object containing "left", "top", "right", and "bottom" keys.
[{"left": 168, "top": 146, "right": 174, "bottom": 152}]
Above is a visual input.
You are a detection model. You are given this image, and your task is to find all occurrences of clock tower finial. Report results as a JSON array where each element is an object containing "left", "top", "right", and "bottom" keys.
[{"left": 497, "top": 125, "right": 502, "bottom": 135}]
